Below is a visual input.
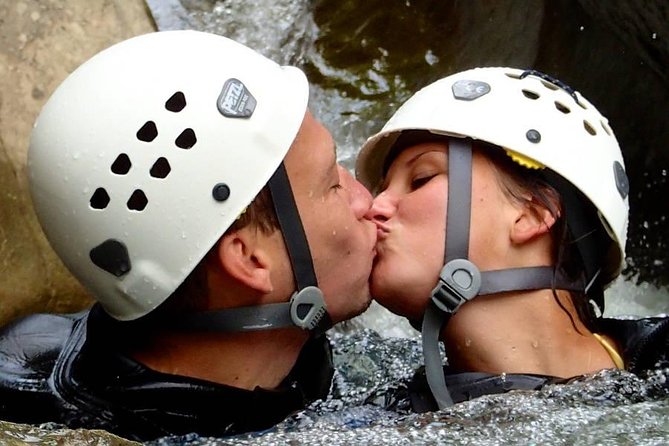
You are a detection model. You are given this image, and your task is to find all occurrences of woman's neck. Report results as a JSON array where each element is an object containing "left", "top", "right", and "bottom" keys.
[{"left": 440, "top": 289, "right": 618, "bottom": 378}]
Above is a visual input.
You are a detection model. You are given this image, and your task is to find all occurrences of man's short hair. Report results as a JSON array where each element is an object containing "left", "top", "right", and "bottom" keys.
[{"left": 146, "top": 184, "right": 280, "bottom": 321}]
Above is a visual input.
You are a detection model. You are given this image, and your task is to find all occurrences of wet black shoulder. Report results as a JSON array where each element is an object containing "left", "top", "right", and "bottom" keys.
[
  {"left": 598, "top": 316, "right": 669, "bottom": 373},
  {"left": 0, "top": 312, "right": 82, "bottom": 384},
  {"left": 0, "top": 312, "right": 85, "bottom": 423},
  {"left": 407, "top": 367, "right": 557, "bottom": 413}
]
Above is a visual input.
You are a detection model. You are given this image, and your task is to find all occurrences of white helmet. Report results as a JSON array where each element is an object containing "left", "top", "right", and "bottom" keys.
[
  {"left": 357, "top": 67, "right": 629, "bottom": 287},
  {"left": 29, "top": 30, "right": 309, "bottom": 321}
]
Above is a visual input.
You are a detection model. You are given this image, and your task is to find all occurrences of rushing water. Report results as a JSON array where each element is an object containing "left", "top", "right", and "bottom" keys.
[{"left": 2, "top": 1, "right": 668, "bottom": 444}]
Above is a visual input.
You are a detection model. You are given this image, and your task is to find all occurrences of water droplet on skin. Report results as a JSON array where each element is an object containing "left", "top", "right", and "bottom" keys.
[
  {"left": 332, "top": 230, "right": 337, "bottom": 236},
  {"left": 532, "top": 340, "right": 539, "bottom": 348},
  {"left": 465, "top": 338, "right": 472, "bottom": 347}
]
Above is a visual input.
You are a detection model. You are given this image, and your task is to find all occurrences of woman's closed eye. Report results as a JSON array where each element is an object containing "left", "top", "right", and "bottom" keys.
[{"left": 411, "top": 173, "right": 438, "bottom": 190}]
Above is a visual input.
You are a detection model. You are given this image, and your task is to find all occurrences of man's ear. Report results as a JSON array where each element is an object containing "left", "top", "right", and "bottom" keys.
[
  {"left": 215, "top": 227, "right": 274, "bottom": 293},
  {"left": 510, "top": 196, "right": 559, "bottom": 245}
]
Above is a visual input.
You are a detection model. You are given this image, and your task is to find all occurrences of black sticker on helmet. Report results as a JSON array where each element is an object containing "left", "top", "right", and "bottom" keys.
[
  {"left": 452, "top": 80, "right": 490, "bottom": 101},
  {"left": 90, "top": 239, "right": 131, "bottom": 277},
  {"left": 217, "top": 78, "right": 256, "bottom": 118},
  {"left": 613, "top": 161, "right": 629, "bottom": 199}
]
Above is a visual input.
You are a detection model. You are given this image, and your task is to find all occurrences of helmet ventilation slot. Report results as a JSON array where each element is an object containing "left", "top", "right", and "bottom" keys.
[
  {"left": 90, "top": 188, "right": 110, "bottom": 209},
  {"left": 111, "top": 153, "right": 131, "bottom": 175},
  {"left": 89, "top": 92, "right": 191, "bottom": 215},
  {"left": 136, "top": 121, "right": 158, "bottom": 142},
  {"left": 127, "top": 189, "right": 148, "bottom": 211},
  {"left": 583, "top": 120, "right": 597, "bottom": 136},
  {"left": 175, "top": 128, "right": 197, "bottom": 149},
  {"left": 554, "top": 101, "right": 571, "bottom": 114},
  {"left": 540, "top": 80, "right": 559, "bottom": 91},
  {"left": 522, "top": 89, "right": 540, "bottom": 100},
  {"left": 600, "top": 120, "right": 612, "bottom": 136},
  {"left": 150, "top": 157, "right": 171, "bottom": 178},
  {"left": 165, "top": 91, "right": 186, "bottom": 112}
]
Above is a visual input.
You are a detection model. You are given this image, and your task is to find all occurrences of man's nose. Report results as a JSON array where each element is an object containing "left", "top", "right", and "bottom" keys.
[{"left": 339, "top": 166, "right": 373, "bottom": 219}]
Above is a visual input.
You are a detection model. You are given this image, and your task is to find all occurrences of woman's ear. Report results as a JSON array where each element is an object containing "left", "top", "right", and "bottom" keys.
[
  {"left": 215, "top": 227, "right": 274, "bottom": 293},
  {"left": 510, "top": 194, "right": 559, "bottom": 245}
]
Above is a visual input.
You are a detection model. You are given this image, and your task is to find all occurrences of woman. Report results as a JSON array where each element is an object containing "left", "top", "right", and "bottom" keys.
[{"left": 356, "top": 67, "right": 669, "bottom": 411}]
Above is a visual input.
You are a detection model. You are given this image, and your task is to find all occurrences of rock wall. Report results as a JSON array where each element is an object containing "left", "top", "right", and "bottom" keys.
[{"left": 0, "top": 0, "right": 155, "bottom": 327}]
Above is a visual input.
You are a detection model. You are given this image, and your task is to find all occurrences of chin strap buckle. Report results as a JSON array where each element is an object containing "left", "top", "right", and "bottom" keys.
[
  {"left": 289, "top": 286, "right": 328, "bottom": 331},
  {"left": 430, "top": 258, "right": 482, "bottom": 315}
]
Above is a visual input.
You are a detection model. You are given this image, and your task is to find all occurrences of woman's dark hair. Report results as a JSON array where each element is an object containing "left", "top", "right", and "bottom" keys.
[{"left": 480, "top": 141, "right": 601, "bottom": 332}]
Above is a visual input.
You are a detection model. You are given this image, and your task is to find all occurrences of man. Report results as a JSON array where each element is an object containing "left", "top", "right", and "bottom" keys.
[{"left": 0, "top": 30, "right": 376, "bottom": 440}]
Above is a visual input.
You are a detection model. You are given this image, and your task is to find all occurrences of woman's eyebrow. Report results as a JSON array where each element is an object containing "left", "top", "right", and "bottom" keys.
[{"left": 380, "top": 149, "right": 446, "bottom": 190}]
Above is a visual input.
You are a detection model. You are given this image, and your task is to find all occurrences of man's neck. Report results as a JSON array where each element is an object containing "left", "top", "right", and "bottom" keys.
[
  {"left": 131, "top": 327, "right": 309, "bottom": 391},
  {"left": 441, "top": 289, "right": 617, "bottom": 378}
]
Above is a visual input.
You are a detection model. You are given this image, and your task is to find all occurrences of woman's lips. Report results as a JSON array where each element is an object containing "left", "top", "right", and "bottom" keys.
[{"left": 373, "top": 220, "right": 390, "bottom": 240}]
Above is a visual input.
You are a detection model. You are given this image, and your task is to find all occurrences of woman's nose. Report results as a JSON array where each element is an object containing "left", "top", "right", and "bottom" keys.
[{"left": 365, "top": 190, "right": 397, "bottom": 223}]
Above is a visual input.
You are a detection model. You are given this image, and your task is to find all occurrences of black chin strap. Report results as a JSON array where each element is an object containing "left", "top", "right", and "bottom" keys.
[
  {"left": 174, "top": 162, "right": 331, "bottom": 336},
  {"left": 421, "top": 139, "right": 588, "bottom": 409}
]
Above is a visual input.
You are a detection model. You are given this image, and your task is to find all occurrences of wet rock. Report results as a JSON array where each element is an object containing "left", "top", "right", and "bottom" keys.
[{"left": 0, "top": 1, "right": 155, "bottom": 327}]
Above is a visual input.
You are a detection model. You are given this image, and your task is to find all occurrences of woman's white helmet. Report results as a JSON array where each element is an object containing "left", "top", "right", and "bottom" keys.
[
  {"left": 357, "top": 67, "right": 629, "bottom": 287},
  {"left": 28, "top": 30, "right": 309, "bottom": 321}
]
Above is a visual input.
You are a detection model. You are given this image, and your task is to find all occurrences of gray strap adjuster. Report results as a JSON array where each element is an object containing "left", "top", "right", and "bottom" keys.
[
  {"left": 430, "top": 258, "right": 482, "bottom": 315},
  {"left": 289, "top": 286, "right": 327, "bottom": 330}
]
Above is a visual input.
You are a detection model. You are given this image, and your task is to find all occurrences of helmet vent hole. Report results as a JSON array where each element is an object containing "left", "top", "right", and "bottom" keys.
[
  {"left": 165, "top": 91, "right": 186, "bottom": 113},
  {"left": 150, "top": 157, "right": 171, "bottom": 179},
  {"left": 127, "top": 189, "right": 148, "bottom": 211},
  {"left": 600, "top": 120, "right": 612, "bottom": 136},
  {"left": 505, "top": 72, "right": 521, "bottom": 79},
  {"left": 111, "top": 153, "right": 131, "bottom": 175},
  {"left": 541, "top": 80, "right": 559, "bottom": 91},
  {"left": 137, "top": 121, "right": 158, "bottom": 142},
  {"left": 90, "top": 188, "right": 110, "bottom": 209},
  {"left": 522, "top": 89, "right": 540, "bottom": 100},
  {"left": 583, "top": 120, "right": 597, "bottom": 136},
  {"left": 175, "top": 128, "right": 197, "bottom": 149},
  {"left": 554, "top": 101, "right": 571, "bottom": 114}
]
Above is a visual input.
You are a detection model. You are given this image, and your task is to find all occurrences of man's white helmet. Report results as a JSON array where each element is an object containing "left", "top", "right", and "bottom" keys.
[
  {"left": 28, "top": 30, "right": 309, "bottom": 321},
  {"left": 356, "top": 67, "right": 629, "bottom": 287}
]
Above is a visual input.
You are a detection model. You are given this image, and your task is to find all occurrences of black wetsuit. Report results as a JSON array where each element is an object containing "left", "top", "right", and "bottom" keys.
[
  {"left": 405, "top": 316, "right": 669, "bottom": 412},
  {"left": 0, "top": 305, "right": 334, "bottom": 441}
]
